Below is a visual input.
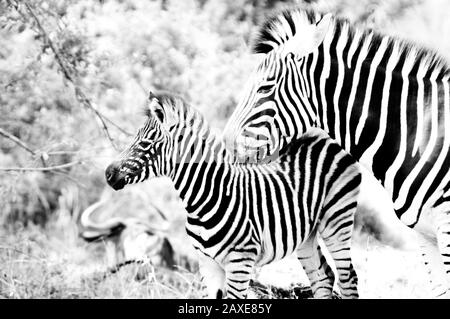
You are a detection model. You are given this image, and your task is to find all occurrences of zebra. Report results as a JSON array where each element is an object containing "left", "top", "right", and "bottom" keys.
[
  {"left": 223, "top": 8, "right": 450, "bottom": 294},
  {"left": 105, "top": 92, "right": 361, "bottom": 299}
]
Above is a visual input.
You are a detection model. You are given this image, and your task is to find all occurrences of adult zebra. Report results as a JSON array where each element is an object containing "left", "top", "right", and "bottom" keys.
[
  {"left": 105, "top": 92, "right": 361, "bottom": 298},
  {"left": 223, "top": 8, "right": 450, "bottom": 293}
]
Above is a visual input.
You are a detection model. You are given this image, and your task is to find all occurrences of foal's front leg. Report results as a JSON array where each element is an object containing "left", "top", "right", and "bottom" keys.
[{"left": 224, "top": 251, "right": 256, "bottom": 299}]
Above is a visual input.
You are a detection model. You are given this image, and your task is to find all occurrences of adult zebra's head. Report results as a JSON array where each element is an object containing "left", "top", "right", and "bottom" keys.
[
  {"left": 106, "top": 92, "right": 181, "bottom": 190},
  {"left": 224, "top": 9, "right": 333, "bottom": 161}
]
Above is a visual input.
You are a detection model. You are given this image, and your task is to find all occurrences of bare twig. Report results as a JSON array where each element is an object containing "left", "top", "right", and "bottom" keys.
[
  {"left": 0, "top": 127, "right": 85, "bottom": 182},
  {"left": 0, "top": 127, "right": 49, "bottom": 166},
  {"left": 47, "top": 146, "right": 110, "bottom": 155},
  {"left": 0, "top": 128, "right": 36, "bottom": 156},
  {"left": 0, "top": 126, "right": 105, "bottom": 183},
  {"left": 0, "top": 127, "right": 102, "bottom": 178},
  {"left": 0, "top": 160, "right": 84, "bottom": 172}
]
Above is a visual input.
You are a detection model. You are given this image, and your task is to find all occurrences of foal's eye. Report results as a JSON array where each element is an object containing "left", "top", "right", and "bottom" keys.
[
  {"left": 140, "top": 141, "right": 151, "bottom": 148},
  {"left": 257, "top": 84, "right": 273, "bottom": 94}
]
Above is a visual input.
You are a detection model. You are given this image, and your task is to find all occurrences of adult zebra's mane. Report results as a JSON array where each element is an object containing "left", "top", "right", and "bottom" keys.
[{"left": 252, "top": 8, "right": 450, "bottom": 80}]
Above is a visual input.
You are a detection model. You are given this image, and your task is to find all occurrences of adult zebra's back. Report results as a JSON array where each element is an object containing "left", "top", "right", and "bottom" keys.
[{"left": 224, "top": 8, "right": 450, "bottom": 292}]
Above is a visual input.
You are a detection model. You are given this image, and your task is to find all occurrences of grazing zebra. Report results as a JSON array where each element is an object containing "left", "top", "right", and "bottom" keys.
[
  {"left": 223, "top": 8, "right": 450, "bottom": 293},
  {"left": 105, "top": 92, "right": 361, "bottom": 299}
]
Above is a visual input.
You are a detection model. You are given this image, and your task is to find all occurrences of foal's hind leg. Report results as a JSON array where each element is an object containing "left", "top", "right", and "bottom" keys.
[
  {"left": 319, "top": 203, "right": 359, "bottom": 299},
  {"left": 296, "top": 233, "right": 335, "bottom": 298}
]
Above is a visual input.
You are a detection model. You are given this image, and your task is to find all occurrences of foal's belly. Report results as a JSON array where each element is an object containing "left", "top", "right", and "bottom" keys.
[{"left": 254, "top": 227, "right": 307, "bottom": 267}]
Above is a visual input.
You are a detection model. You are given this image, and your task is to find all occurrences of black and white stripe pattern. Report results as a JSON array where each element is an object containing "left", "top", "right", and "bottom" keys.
[
  {"left": 223, "top": 8, "right": 450, "bottom": 292},
  {"left": 105, "top": 92, "right": 361, "bottom": 299}
]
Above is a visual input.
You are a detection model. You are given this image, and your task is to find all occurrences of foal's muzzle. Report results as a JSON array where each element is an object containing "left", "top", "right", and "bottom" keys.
[{"left": 105, "top": 162, "right": 127, "bottom": 190}]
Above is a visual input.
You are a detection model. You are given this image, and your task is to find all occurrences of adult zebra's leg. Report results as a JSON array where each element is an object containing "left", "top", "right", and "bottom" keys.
[
  {"left": 417, "top": 234, "right": 449, "bottom": 297},
  {"left": 319, "top": 205, "right": 359, "bottom": 299},
  {"left": 197, "top": 252, "right": 226, "bottom": 299},
  {"left": 296, "top": 233, "right": 335, "bottom": 298},
  {"left": 436, "top": 223, "right": 450, "bottom": 296}
]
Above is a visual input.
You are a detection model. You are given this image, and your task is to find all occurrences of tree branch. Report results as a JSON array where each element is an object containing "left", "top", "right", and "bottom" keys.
[
  {"left": 0, "top": 127, "right": 36, "bottom": 156},
  {"left": 23, "top": 3, "right": 73, "bottom": 81},
  {"left": 8, "top": 1, "right": 133, "bottom": 151},
  {"left": 0, "top": 160, "right": 84, "bottom": 172},
  {"left": 0, "top": 127, "right": 100, "bottom": 183},
  {"left": 0, "top": 127, "right": 49, "bottom": 166}
]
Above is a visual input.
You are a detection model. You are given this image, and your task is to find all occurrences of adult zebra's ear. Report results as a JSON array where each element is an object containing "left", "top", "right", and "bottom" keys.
[
  {"left": 281, "top": 13, "right": 333, "bottom": 59},
  {"left": 148, "top": 92, "right": 177, "bottom": 130}
]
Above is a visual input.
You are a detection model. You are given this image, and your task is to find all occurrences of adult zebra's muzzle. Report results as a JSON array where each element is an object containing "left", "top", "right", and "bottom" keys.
[{"left": 105, "top": 162, "right": 127, "bottom": 191}]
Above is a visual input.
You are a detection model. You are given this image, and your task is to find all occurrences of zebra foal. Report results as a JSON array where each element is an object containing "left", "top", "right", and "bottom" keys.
[{"left": 105, "top": 92, "right": 361, "bottom": 298}]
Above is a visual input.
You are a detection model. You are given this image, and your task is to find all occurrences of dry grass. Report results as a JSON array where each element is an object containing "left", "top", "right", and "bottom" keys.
[
  {"left": 0, "top": 223, "right": 202, "bottom": 299},
  {"left": 0, "top": 220, "right": 437, "bottom": 299}
]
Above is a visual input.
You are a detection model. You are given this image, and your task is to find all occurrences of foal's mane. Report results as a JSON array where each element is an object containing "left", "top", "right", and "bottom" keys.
[{"left": 153, "top": 92, "right": 211, "bottom": 136}]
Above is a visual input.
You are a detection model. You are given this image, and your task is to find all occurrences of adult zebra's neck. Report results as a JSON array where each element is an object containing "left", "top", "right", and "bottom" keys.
[{"left": 170, "top": 114, "right": 236, "bottom": 214}]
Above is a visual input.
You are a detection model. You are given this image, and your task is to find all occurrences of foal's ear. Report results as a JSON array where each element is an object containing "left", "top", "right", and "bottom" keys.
[{"left": 148, "top": 92, "right": 177, "bottom": 129}]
